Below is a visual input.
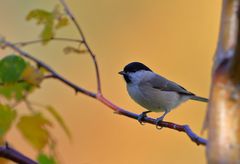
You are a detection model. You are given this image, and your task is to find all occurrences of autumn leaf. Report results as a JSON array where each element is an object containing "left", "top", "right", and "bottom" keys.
[
  {"left": 26, "top": 6, "right": 69, "bottom": 44},
  {"left": 46, "top": 106, "right": 71, "bottom": 139},
  {"left": 0, "top": 82, "right": 32, "bottom": 100},
  {"left": 17, "top": 113, "right": 52, "bottom": 151},
  {"left": 21, "top": 64, "right": 44, "bottom": 86},
  {"left": 63, "top": 46, "right": 87, "bottom": 55},
  {"left": 26, "top": 9, "right": 52, "bottom": 24},
  {"left": 0, "top": 105, "right": 16, "bottom": 137},
  {"left": 26, "top": 9, "right": 54, "bottom": 43},
  {"left": 40, "top": 21, "right": 54, "bottom": 42},
  {"left": 55, "top": 17, "right": 69, "bottom": 29}
]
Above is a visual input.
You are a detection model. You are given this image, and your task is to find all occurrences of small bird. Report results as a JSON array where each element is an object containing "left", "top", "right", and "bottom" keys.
[{"left": 119, "top": 62, "right": 208, "bottom": 125}]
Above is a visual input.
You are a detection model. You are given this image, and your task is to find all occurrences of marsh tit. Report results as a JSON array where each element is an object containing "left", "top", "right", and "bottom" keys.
[{"left": 119, "top": 62, "right": 208, "bottom": 125}]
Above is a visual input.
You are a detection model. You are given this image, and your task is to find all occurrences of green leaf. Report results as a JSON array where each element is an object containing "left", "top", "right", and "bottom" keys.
[
  {"left": 0, "top": 56, "right": 43, "bottom": 101},
  {"left": 26, "top": 7, "right": 69, "bottom": 44},
  {"left": 26, "top": 9, "right": 54, "bottom": 44},
  {"left": 37, "top": 153, "right": 56, "bottom": 164},
  {"left": 17, "top": 113, "right": 52, "bottom": 151},
  {"left": 26, "top": 9, "right": 52, "bottom": 24},
  {"left": 46, "top": 106, "right": 71, "bottom": 139},
  {"left": 0, "top": 55, "right": 26, "bottom": 83},
  {"left": 0, "top": 105, "right": 16, "bottom": 137},
  {"left": 0, "top": 82, "right": 33, "bottom": 100},
  {"left": 41, "top": 22, "right": 54, "bottom": 43}
]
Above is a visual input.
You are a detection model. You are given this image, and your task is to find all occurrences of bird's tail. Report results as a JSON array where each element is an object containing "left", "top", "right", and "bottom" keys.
[{"left": 190, "top": 96, "right": 208, "bottom": 103}]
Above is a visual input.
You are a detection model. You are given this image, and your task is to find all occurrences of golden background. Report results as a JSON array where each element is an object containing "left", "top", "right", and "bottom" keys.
[{"left": 0, "top": 0, "right": 221, "bottom": 163}]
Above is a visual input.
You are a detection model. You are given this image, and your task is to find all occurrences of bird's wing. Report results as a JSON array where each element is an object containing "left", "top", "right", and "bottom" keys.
[{"left": 145, "top": 74, "right": 195, "bottom": 96}]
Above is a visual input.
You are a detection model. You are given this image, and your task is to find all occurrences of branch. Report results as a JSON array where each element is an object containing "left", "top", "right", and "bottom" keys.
[
  {"left": 0, "top": 40, "right": 207, "bottom": 146},
  {"left": 59, "top": 0, "right": 102, "bottom": 93},
  {"left": 0, "top": 144, "right": 37, "bottom": 164},
  {"left": 13, "top": 37, "right": 83, "bottom": 47}
]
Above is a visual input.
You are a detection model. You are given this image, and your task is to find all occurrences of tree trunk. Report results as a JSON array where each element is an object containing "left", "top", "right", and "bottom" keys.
[{"left": 207, "top": 0, "right": 240, "bottom": 163}]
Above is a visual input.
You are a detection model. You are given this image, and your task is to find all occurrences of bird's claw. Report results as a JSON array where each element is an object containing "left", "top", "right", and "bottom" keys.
[
  {"left": 137, "top": 111, "right": 151, "bottom": 125},
  {"left": 155, "top": 116, "right": 164, "bottom": 130}
]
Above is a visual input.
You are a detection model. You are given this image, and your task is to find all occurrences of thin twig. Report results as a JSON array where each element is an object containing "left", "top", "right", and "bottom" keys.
[
  {"left": 59, "top": 0, "right": 102, "bottom": 93},
  {"left": 1, "top": 40, "right": 207, "bottom": 145},
  {"left": 13, "top": 37, "right": 83, "bottom": 47}
]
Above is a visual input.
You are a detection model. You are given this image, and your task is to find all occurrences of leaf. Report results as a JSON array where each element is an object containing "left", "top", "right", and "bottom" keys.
[
  {"left": 21, "top": 64, "right": 44, "bottom": 86},
  {"left": 17, "top": 113, "right": 52, "bottom": 151},
  {"left": 0, "top": 105, "right": 16, "bottom": 137},
  {"left": 41, "top": 20, "right": 54, "bottom": 43},
  {"left": 55, "top": 17, "right": 69, "bottom": 29},
  {"left": 26, "top": 9, "right": 54, "bottom": 44},
  {"left": 26, "top": 7, "right": 69, "bottom": 44},
  {"left": 52, "top": 5, "right": 69, "bottom": 29},
  {"left": 46, "top": 106, "right": 71, "bottom": 139},
  {"left": 26, "top": 9, "right": 52, "bottom": 24},
  {"left": 63, "top": 46, "right": 87, "bottom": 55},
  {"left": 37, "top": 153, "right": 56, "bottom": 164},
  {"left": 0, "top": 55, "right": 26, "bottom": 83},
  {"left": 0, "top": 82, "right": 33, "bottom": 100}
]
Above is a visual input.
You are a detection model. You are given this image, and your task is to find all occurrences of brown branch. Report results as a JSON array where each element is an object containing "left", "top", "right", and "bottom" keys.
[
  {"left": 59, "top": 0, "right": 102, "bottom": 93},
  {"left": 0, "top": 143, "right": 37, "bottom": 164},
  {"left": 0, "top": 40, "right": 207, "bottom": 146}
]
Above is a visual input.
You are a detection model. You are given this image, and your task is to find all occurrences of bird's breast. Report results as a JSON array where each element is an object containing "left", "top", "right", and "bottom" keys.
[{"left": 127, "top": 84, "right": 186, "bottom": 112}]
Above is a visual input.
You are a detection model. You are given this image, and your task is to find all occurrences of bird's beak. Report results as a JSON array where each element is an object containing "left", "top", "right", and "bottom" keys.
[{"left": 118, "top": 71, "right": 125, "bottom": 75}]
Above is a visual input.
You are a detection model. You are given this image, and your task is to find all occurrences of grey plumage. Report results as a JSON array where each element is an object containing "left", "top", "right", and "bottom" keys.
[
  {"left": 146, "top": 74, "right": 208, "bottom": 102},
  {"left": 119, "top": 62, "right": 208, "bottom": 123}
]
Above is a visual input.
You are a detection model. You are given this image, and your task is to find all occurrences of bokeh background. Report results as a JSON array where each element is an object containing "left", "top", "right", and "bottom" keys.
[{"left": 0, "top": 0, "right": 221, "bottom": 163}]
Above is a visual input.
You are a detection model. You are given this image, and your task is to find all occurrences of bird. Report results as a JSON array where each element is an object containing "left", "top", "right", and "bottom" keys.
[{"left": 118, "top": 62, "right": 208, "bottom": 125}]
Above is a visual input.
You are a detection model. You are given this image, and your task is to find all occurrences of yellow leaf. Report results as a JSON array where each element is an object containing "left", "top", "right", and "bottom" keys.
[
  {"left": 46, "top": 106, "right": 71, "bottom": 139},
  {"left": 55, "top": 17, "right": 69, "bottom": 29},
  {"left": 21, "top": 64, "right": 44, "bottom": 86},
  {"left": 26, "top": 9, "right": 54, "bottom": 44},
  {"left": 17, "top": 113, "right": 52, "bottom": 151},
  {"left": 0, "top": 105, "right": 16, "bottom": 137},
  {"left": 63, "top": 46, "right": 87, "bottom": 55}
]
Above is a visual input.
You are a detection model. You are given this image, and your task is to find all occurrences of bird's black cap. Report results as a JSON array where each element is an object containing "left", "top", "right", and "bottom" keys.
[{"left": 123, "top": 62, "right": 152, "bottom": 73}]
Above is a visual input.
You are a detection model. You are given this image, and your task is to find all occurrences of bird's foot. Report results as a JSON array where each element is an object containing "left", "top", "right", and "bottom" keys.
[
  {"left": 155, "top": 115, "right": 165, "bottom": 130},
  {"left": 138, "top": 111, "right": 151, "bottom": 125}
]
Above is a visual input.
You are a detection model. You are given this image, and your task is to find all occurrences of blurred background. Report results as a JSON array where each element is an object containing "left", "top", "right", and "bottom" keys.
[{"left": 0, "top": 0, "right": 221, "bottom": 163}]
